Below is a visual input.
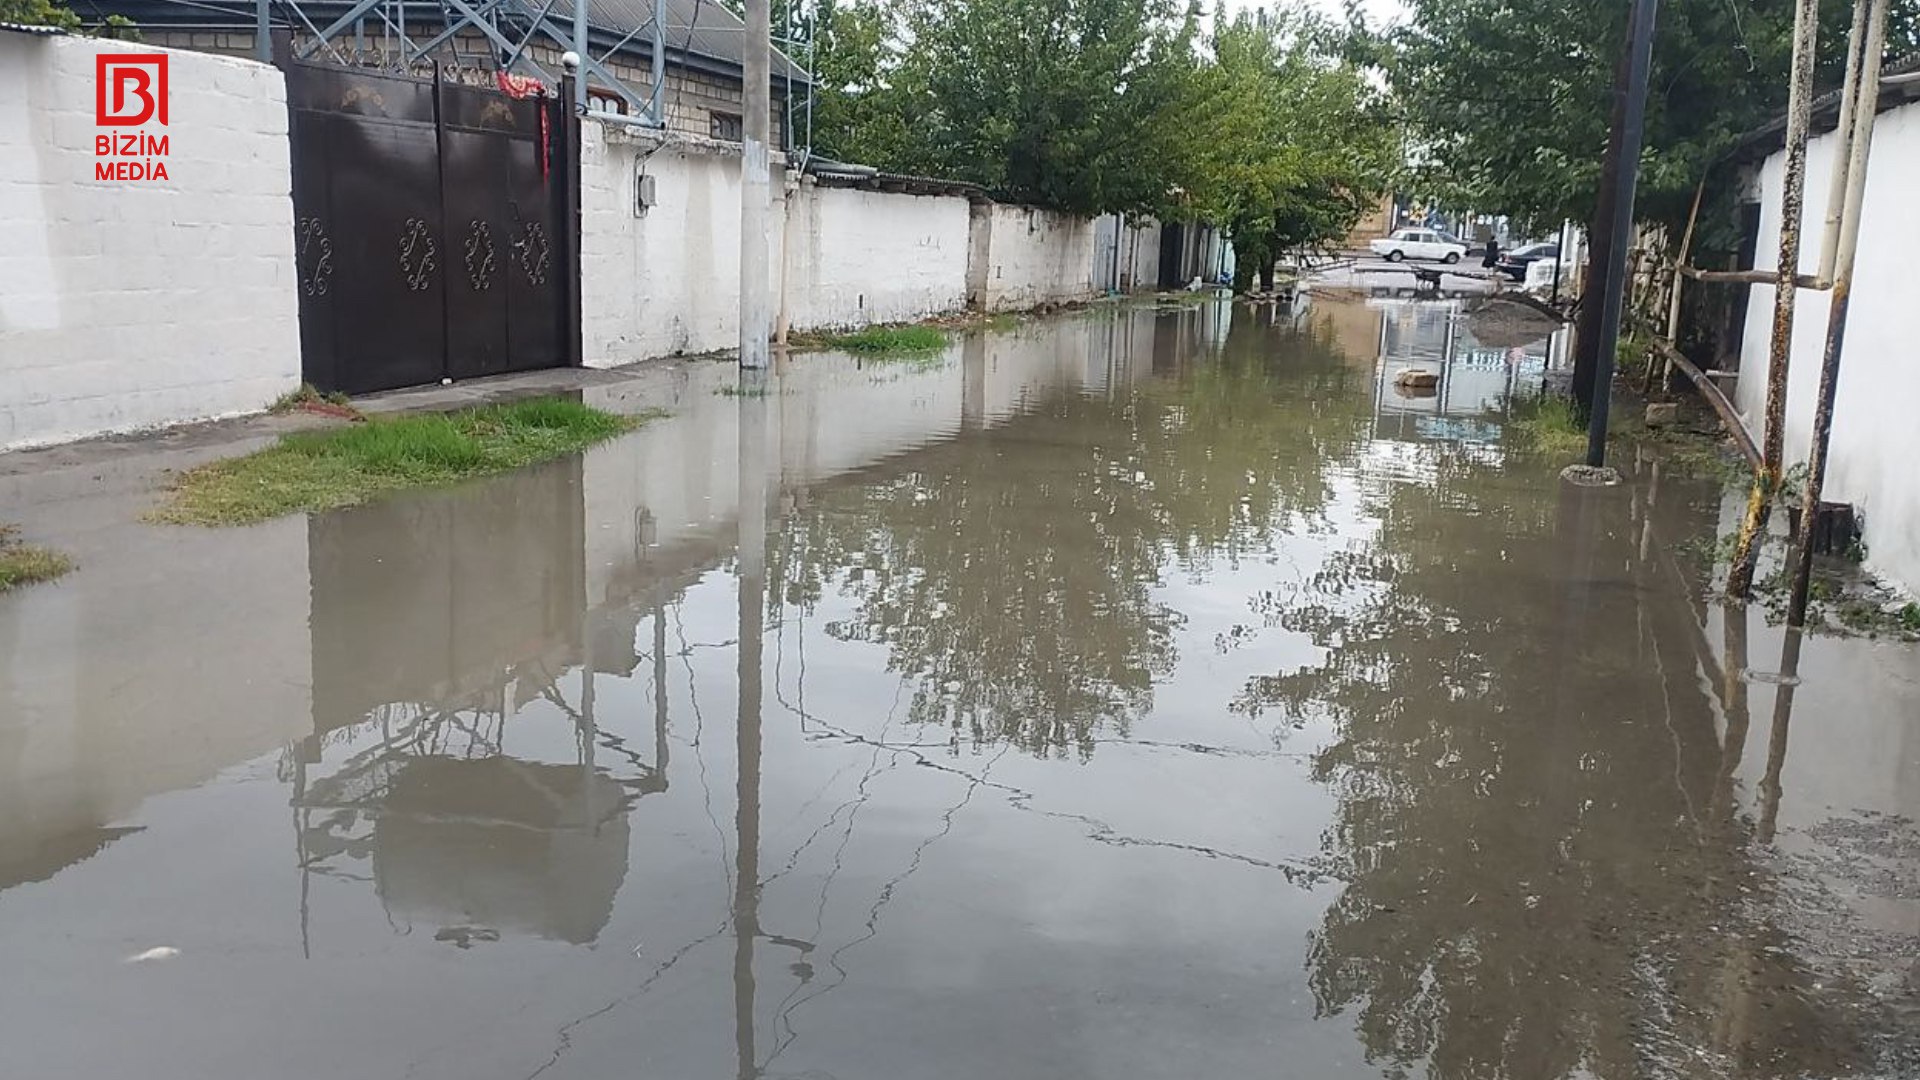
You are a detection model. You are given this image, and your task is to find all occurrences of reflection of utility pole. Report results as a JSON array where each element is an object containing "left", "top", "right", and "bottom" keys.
[
  {"left": 1711, "top": 603, "right": 1752, "bottom": 827},
  {"left": 1757, "top": 629, "right": 1803, "bottom": 844},
  {"left": 654, "top": 593, "right": 670, "bottom": 777},
  {"left": 962, "top": 333, "right": 987, "bottom": 432},
  {"left": 734, "top": 390, "right": 768, "bottom": 1079}
]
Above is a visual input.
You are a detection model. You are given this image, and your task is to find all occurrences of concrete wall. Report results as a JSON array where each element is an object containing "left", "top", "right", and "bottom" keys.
[
  {"left": 0, "top": 36, "right": 300, "bottom": 451},
  {"left": 974, "top": 204, "right": 1096, "bottom": 312},
  {"left": 581, "top": 120, "right": 1095, "bottom": 366},
  {"left": 783, "top": 183, "right": 973, "bottom": 330},
  {"left": 1091, "top": 215, "right": 1165, "bottom": 293},
  {"left": 581, "top": 127, "right": 773, "bottom": 362},
  {"left": 1735, "top": 100, "right": 1920, "bottom": 596}
]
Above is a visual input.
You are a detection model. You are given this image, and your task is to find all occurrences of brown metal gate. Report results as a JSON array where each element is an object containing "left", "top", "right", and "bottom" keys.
[{"left": 285, "top": 61, "right": 577, "bottom": 395}]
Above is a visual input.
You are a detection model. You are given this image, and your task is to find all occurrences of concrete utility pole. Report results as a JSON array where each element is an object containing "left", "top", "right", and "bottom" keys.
[
  {"left": 1584, "top": 0, "right": 1658, "bottom": 468},
  {"left": 739, "top": 0, "right": 772, "bottom": 370}
]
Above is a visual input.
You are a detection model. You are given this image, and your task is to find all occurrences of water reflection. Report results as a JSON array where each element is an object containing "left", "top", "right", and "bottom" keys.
[
  {"left": 1237, "top": 442, "right": 1882, "bottom": 1077},
  {"left": 768, "top": 308, "right": 1370, "bottom": 758},
  {"left": 291, "top": 462, "right": 666, "bottom": 948},
  {"left": 0, "top": 299, "right": 1913, "bottom": 1080}
]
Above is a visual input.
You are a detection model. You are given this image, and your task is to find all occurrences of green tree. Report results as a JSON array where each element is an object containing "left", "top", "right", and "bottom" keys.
[
  {"left": 1191, "top": 9, "right": 1398, "bottom": 291},
  {"left": 804, "top": 0, "right": 919, "bottom": 166},
  {"left": 878, "top": 0, "right": 1204, "bottom": 214},
  {"left": 0, "top": 0, "right": 83, "bottom": 30},
  {"left": 1388, "top": 0, "right": 1920, "bottom": 246}
]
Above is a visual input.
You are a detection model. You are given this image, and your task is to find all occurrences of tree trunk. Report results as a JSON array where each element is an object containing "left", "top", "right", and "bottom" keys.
[
  {"left": 1259, "top": 260, "right": 1276, "bottom": 293},
  {"left": 1573, "top": 43, "right": 1633, "bottom": 414}
]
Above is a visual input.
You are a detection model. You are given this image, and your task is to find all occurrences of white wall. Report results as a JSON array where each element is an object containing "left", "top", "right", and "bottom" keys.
[
  {"left": 581, "top": 121, "right": 1097, "bottom": 366},
  {"left": 976, "top": 204, "right": 1097, "bottom": 312},
  {"left": 784, "top": 183, "right": 973, "bottom": 329},
  {"left": 1735, "top": 101, "right": 1920, "bottom": 596},
  {"left": 582, "top": 126, "right": 970, "bottom": 366},
  {"left": 0, "top": 36, "right": 300, "bottom": 451},
  {"left": 580, "top": 127, "right": 773, "bottom": 363}
]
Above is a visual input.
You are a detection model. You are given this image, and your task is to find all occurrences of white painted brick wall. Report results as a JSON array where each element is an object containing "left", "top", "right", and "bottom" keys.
[
  {"left": 0, "top": 36, "right": 301, "bottom": 450},
  {"left": 581, "top": 120, "right": 1095, "bottom": 366},
  {"left": 1736, "top": 102, "right": 1920, "bottom": 598},
  {"left": 785, "top": 183, "right": 972, "bottom": 329},
  {"left": 581, "top": 124, "right": 776, "bottom": 363},
  {"left": 979, "top": 204, "right": 1097, "bottom": 312}
]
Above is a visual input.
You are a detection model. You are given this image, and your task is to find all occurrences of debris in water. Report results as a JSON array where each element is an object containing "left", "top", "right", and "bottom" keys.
[
  {"left": 433, "top": 926, "right": 499, "bottom": 949},
  {"left": 125, "top": 947, "right": 181, "bottom": 964}
]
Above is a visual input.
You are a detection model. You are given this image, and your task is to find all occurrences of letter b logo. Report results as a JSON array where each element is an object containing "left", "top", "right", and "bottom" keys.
[{"left": 96, "top": 55, "right": 168, "bottom": 127}]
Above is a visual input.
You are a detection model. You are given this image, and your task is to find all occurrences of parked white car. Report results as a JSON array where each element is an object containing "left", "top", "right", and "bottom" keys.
[{"left": 1369, "top": 228, "right": 1469, "bottom": 264}]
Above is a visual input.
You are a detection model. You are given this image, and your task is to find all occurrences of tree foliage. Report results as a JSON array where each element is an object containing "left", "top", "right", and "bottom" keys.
[
  {"left": 800, "top": 0, "right": 1397, "bottom": 231},
  {"left": 0, "top": 0, "right": 84, "bottom": 30},
  {"left": 1192, "top": 9, "right": 1400, "bottom": 288},
  {"left": 1389, "top": 0, "right": 1920, "bottom": 249}
]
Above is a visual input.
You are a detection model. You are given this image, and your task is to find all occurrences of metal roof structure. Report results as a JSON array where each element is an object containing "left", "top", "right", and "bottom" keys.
[
  {"left": 81, "top": 0, "right": 808, "bottom": 129},
  {"left": 586, "top": 0, "right": 806, "bottom": 82},
  {"left": 1733, "top": 52, "right": 1920, "bottom": 160}
]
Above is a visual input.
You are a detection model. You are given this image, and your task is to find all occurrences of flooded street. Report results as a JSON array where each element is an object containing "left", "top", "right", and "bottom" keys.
[{"left": 2, "top": 298, "right": 1916, "bottom": 1079}]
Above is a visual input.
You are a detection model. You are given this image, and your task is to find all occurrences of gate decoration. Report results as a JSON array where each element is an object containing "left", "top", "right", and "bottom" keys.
[{"left": 285, "top": 59, "right": 578, "bottom": 396}]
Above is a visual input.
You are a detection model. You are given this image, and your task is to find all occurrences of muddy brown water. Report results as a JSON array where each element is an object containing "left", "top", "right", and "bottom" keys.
[{"left": 1, "top": 298, "right": 1915, "bottom": 1080}]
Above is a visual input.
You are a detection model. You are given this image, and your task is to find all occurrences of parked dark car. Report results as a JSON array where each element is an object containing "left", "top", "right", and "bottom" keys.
[{"left": 1495, "top": 242, "right": 1559, "bottom": 282}]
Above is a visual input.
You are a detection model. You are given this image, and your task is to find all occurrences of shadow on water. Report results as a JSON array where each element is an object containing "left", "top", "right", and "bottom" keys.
[{"left": 0, "top": 296, "right": 1914, "bottom": 1080}]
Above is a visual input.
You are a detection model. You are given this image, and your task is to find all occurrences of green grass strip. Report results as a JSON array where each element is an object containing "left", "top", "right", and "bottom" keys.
[
  {"left": 800, "top": 324, "right": 949, "bottom": 356},
  {"left": 0, "top": 526, "right": 73, "bottom": 592},
  {"left": 153, "top": 397, "right": 641, "bottom": 527}
]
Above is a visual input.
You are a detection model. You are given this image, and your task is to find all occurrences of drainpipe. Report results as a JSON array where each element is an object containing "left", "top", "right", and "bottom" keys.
[
  {"left": 1726, "top": 0, "right": 1821, "bottom": 598},
  {"left": 1816, "top": 0, "right": 1872, "bottom": 283},
  {"left": 1786, "top": 0, "right": 1891, "bottom": 627},
  {"left": 776, "top": 169, "right": 800, "bottom": 346}
]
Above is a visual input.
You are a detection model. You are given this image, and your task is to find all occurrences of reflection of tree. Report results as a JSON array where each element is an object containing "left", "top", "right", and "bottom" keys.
[
  {"left": 767, "top": 310, "right": 1373, "bottom": 757},
  {"left": 1237, "top": 457, "right": 1885, "bottom": 1079}
]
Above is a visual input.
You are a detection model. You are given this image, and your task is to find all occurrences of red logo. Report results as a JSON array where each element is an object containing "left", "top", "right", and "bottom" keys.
[{"left": 96, "top": 54, "right": 167, "bottom": 127}]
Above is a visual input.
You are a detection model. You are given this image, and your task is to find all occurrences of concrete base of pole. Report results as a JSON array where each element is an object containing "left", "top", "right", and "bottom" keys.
[{"left": 1561, "top": 464, "right": 1624, "bottom": 488}]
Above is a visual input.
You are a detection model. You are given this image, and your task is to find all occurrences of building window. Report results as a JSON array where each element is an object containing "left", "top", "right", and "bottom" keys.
[
  {"left": 587, "top": 90, "right": 627, "bottom": 116},
  {"left": 710, "top": 111, "right": 742, "bottom": 142}
]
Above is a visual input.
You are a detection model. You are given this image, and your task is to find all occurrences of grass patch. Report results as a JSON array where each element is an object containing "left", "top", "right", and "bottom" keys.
[
  {"left": 153, "top": 397, "right": 640, "bottom": 527},
  {"left": 271, "top": 382, "right": 358, "bottom": 414},
  {"left": 798, "top": 324, "right": 949, "bottom": 356},
  {"left": 0, "top": 525, "right": 73, "bottom": 592},
  {"left": 1503, "top": 393, "right": 1591, "bottom": 458}
]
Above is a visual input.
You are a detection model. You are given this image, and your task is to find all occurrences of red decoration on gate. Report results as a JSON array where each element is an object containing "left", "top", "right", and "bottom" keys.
[
  {"left": 495, "top": 71, "right": 545, "bottom": 99},
  {"left": 494, "top": 72, "right": 551, "bottom": 182}
]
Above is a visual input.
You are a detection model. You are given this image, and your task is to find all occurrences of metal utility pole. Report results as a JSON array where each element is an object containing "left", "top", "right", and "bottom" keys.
[
  {"left": 1585, "top": 0, "right": 1659, "bottom": 468},
  {"left": 1787, "top": 0, "right": 1892, "bottom": 627},
  {"left": 1726, "top": 0, "right": 1821, "bottom": 597},
  {"left": 739, "top": 0, "right": 773, "bottom": 370}
]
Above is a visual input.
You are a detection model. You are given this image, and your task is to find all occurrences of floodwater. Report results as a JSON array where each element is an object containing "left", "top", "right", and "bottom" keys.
[{"left": 2, "top": 297, "right": 1916, "bottom": 1080}]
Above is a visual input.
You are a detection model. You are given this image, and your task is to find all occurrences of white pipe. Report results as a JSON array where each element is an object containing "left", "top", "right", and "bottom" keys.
[
  {"left": 1818, "top": 0, "right": 1871, "bottom": 282},
  {"left": 1833, "top": 0, "right": 1891, "bottom": 275}
]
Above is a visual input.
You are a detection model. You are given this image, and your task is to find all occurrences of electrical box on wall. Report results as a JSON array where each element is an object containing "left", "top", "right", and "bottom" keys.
[{"left": 635, "top": 171, "right": 657, "bottom": 217}]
